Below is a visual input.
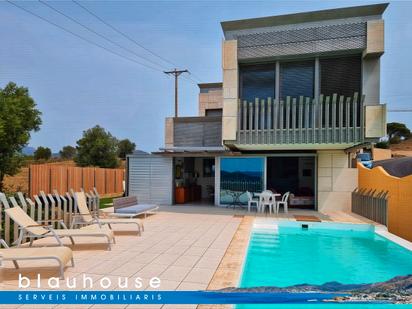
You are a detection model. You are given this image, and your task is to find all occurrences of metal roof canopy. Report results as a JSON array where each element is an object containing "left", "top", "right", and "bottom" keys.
[
  {"left": 153, "top": 146, "right": 231, "bottom": 157},
  {"left": 344, "top": 142, "right": 373, "bottom": 154},
  {"left": 221, "top": 3, "right": 388, "bottom": 33}
]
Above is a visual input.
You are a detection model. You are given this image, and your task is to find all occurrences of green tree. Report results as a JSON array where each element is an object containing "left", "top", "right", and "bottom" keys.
[
  {"left": 117, "top": 139, "right": 136, "bottom": 159},
  {"left": 74, "top": 125, "right": 119, "bottom": 168},
  {"left": 59, "top": 145, "right": 76, "bottom": 160},
  {"left": 387, "top": 122, "right": 411, "bottom": 144},
  {"left": 375, "top": 141, "right": 389, "bottom": 149},
  {"left": 0, "top": 82, "right": 42, "bottom": 190},
  {"left": 34, "top": 146, "right": 52, "bottom": 161}
]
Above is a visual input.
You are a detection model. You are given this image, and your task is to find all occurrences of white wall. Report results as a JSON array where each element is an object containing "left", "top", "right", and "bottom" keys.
[{"left": 317, "top": 150, "right": 358, "bottom": 212}]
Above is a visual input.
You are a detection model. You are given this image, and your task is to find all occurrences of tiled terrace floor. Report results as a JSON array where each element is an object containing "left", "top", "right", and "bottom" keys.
[{"left": 0, "top": 206, "right": 375, "bottom": 309}]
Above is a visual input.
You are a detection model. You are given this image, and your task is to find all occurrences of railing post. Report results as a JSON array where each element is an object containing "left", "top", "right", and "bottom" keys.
[
  {"left": 325, "top": 95, "right": 330, "bottom": 143},
  {"left": 352, "top": 92, "right": 358, "bottom": 142},
  {"left": 273, "top": 98, "right": 279, "bottom": 144},
  {"left": 237, "top": 100, "right": 241, "bottom": 143},
  {"left": 338, "top": 95, "right": 344, "bottom": 143},
  {"left": 311, "top": 97, "right": 316, "bottom": 143},
  {"left": 267, "top": 97, "right": 272, "bottom": 144},
  {"left": 242, "top": 101, "right": 247, "bottom": 144},
  {"left": 286, "top": 96, "right": 290, "bottom": 144},
  {"left": 248, "top": 101, "right": 253, "bottom": 144},
  {"left": 346, "top": 97, "right": 351, "bottom": 143},
  {"left": 261, "top": 99, "right": 265, "bottom": 144},
  {"left": 318, "top": 94, "right": 324, "bottom": 143},
  {"left": 254, "top": 98, "right": 259, "bottom": 144},
  {"left": 298, "top": 96, "right": 303, "bottom": 144},
  {"left": 279, "top": 99, "right": 284, "bottom": 144},
  {"left": 292, "top": 98, "right": 297, "bottom": 144}
]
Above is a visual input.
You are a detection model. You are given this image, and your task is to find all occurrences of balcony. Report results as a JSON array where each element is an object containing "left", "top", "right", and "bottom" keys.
[
  {"left": 233, "top": 93, "right": 365, "bottom": 149},
  {"left": 165, "top": 116, "right": 222, "bottom": 149}
]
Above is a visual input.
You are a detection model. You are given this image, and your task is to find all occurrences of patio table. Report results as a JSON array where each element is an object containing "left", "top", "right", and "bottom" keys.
[{"left": 226, "top": 191, "right": 245, "bottom": 209}]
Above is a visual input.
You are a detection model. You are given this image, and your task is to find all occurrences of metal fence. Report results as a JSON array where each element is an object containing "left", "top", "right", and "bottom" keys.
[
  {"left": 0, "top": 188, "right": 99, "bottom": 246},
  {"left": 352, "top": 188, "right": 388, "bottom": 226},
  {"left": 237, "top": 93, "right": 364, "bottom": 145},
  {"left": 29, "top": 164, "right": 124, "bottom": 197}
]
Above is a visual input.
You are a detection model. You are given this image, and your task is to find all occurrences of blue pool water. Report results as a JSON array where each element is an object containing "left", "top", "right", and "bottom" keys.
[{"left": 238, "top": 222, "right": 412, "bottom": 308}]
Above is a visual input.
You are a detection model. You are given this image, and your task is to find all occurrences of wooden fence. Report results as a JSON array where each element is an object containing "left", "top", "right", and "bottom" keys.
[
  {"left": 0, "top": 189, "right": 99, "bottom": 246},
  {"left": 358, "top": 163, "right": 412, "bottom": 242},
  {"left": 29, "top": 164, "right": 124, "bottom": 197},
  {"left": 237, "top": 93, "right": 364, "bottom": 145},
  {"left": 352, "top": 188, "right": 388, "bottom": 226}
]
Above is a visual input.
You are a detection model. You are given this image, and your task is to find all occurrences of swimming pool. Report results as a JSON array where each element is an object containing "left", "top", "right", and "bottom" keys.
[{"left": 238, "top": 221, "right": 412, "bottom": 307}]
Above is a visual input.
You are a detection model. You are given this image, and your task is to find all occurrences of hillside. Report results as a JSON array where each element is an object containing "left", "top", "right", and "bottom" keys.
[{"left": 390, "top": 138, "right": 412, "bottom": 157}]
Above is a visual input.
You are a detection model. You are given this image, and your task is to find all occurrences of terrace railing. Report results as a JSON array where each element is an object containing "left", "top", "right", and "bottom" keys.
[
  {"left": 236, "top": 93, "right": 364, "bottom": 146},
  {"left": 352, "top": 188, "right": 388, "bottom": 226},
  {"left": 0, "top": 189, "right": 99, "bottom": 246}
]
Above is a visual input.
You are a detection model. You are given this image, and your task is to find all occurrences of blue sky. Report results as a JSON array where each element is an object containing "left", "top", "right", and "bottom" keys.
[{"left": 1, "top": 0, "right": 411, "bottom": 152}]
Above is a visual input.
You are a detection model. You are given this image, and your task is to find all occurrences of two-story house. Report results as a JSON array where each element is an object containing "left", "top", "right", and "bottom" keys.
[{"left": 126, "top": 3, "right": 387, "bottom": 212}]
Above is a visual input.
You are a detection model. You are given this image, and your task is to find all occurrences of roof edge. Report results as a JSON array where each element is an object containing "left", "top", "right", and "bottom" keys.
[
  {"left": 198, "top": 82, "right": 223, "bottom": 89},
  {"left": 221, "top": 3, "right": 389, "bottom": 32}
]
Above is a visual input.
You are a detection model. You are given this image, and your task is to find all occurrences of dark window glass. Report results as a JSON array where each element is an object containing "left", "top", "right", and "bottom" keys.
[
  {"left": 280, "top": 61, "right": 314, "bottom": 100},
  {"left": 205, "top": 109, "right": 222, "bottom": 117},
  {"left": 240, "top": 66, "right": 276, "bottom": 102},
  {"left": 220, "top": 157, "right": 264, "bottom": 205},
  {"left": 320, "top": 55, "right": 361, "bottom": 97},
  {"left": 320, "top": 55, "right": 362, "bottom": 127}
]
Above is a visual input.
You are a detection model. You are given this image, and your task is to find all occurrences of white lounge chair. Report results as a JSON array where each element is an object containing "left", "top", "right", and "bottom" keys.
[
  {"left": 277, "top": 192, "right": 290, "bottom": 213},
  {"left": 0, "top": 236, "right": 73, "bottom": 279},
  {"left": 246, "top": 191, "right": 259, "bottom": 212},
  {"left": 4, "top": 204, "right": 115, "bottom": 250},
  {"left": 72, "top": 192, "right": 143, "bottom": 234}
]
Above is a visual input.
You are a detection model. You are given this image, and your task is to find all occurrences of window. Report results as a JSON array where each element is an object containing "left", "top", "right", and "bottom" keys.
[
  {"left": 240, "top": 66, "right": 276, "bottom": 102},
  {"left": 320, "top": 55, "right": 362, "bottom": 126},
  {"left": 320, "top": 55, "right": 361, "bottom": 97},
  {"left": 280, "top": 60, "right": 315, "bottom": 100},
  {"left": 205, "top": 109, "right": 222, "bottom": 117},
  {"left": 220, "top": 157, "right": 264, "bottom": 205}
]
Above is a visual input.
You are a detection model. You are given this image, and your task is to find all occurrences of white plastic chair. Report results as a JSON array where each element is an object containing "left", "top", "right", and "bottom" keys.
[
  {"left": 277, "top": 192, "right": 290, "bottom": 213},
  {"left": 259, "top": 192, "right": 274, "bottom": 215},
  {"left": 246, "top": 191, "right": 259, "bottom": 212}
]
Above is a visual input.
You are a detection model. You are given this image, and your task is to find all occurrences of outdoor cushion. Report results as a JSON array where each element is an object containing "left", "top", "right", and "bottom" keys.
[
  {"left": 1, "top": 246, "right": 73, "bottom": 266},
  {"left": 115, "top": 204, "right": 158, "bottom": 214}
]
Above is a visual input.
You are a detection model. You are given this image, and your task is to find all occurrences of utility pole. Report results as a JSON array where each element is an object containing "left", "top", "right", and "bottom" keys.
[{"left": 164, "top": 69, "right": 189, "bottom": 117}]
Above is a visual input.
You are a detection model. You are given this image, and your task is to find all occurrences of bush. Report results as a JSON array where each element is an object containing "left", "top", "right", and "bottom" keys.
[
  {"left": 34, "top": 146, "right": 52, "bottom": 161},
  {"left": 117, "top": 139, "right": 136, "bottom": 159},
  {"left": 59, "top": 145, "right": 76, "bottom": 160},
  {"left": 375, "top": 141, "right": 389, "bottom": 149}
]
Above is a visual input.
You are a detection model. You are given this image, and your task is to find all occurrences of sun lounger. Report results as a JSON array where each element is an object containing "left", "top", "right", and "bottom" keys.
[
  {"left": 113, "top": 196, "right": 158, "bottom": 218},
  {"left": 72, "top": 192, "right": 143, "bottom": 234},
  {"left": 0, "top": 238, "right": 74, "bottom": 279},
  {"left": 4, "top": 205, "right": 115, "bottom": 250}
]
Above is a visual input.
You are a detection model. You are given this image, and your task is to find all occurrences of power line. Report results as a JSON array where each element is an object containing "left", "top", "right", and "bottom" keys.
[
  {"left": 388, "top": 109, "right": 412, "bottom": 112},
  {"left": 72, "top": 0, "right": 203, "bottom": 83},
  {"left": 38, "top": 0, "right": 167, "bottom": 71},
  {"left": 72, "top": 0, "right": 178, "bottom": 69},
  {"left": 6, "top": 0, "right": 162, "bottom": 73}
]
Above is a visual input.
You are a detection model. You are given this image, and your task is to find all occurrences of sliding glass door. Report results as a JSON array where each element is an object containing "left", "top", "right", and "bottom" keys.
[{"left": 220, "top": 157, "right": 264, "bottom": 205}]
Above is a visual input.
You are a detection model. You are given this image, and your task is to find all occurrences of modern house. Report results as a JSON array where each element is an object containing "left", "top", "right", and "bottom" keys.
[{"left": 126, "top": 3, "right": 388, "bottom": 212}]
